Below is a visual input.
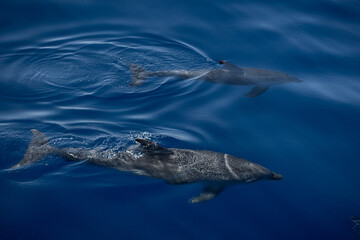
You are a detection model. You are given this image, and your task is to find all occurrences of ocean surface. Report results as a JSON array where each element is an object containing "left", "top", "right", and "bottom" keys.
[{"left": 0, "top": 0, "right": 359, "bottom": 239}]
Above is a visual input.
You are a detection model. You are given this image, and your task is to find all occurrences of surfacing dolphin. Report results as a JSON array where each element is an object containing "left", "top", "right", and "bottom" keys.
[
  {"left": 12, "top": 129, "right": 282, "bottom": 203},
  {"left": 130, "top": 60, "right": 301, "bottom": 97}
]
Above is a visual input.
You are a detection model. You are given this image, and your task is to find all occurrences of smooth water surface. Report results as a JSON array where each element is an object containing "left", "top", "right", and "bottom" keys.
[{"left": 0, "top": 0, "right": 360, "bottom": 239}]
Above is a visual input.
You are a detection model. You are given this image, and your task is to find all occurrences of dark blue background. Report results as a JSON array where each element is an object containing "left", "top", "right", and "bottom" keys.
[{"left": 0, "top": 0, "right": 359, "bottom": 239}]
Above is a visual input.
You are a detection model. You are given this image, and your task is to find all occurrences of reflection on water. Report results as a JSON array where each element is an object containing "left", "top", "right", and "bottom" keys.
[{"left": 0, "top": 0, "right": 359, "bottom": 240}]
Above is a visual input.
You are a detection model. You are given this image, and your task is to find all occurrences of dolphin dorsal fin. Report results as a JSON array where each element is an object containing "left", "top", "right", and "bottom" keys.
[
  {"left": 135, "top": 139, "right": 172, "bottom": 155},
  {"left": 219, "top": 61, "right": 244, "bottom": 75}
]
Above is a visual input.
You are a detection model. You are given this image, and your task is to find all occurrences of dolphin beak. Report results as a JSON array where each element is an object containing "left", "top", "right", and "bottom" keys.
[{"left": 272, "top": 172, "right": 283, "bottom": 180}]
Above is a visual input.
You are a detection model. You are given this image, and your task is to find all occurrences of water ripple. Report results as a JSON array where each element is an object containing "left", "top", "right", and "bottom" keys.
[{"left": 0, "top": 23, "right": 221, "bottom": 150}]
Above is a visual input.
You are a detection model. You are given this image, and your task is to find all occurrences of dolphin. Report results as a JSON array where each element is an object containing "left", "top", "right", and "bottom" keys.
[
  {"left": 130, "top": 60, "right": 301, "bottom": 97},
  {"left": 12, "top": 129, "right": 282, "bottom": 203}
]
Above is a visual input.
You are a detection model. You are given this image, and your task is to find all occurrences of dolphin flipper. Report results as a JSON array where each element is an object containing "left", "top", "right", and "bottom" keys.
[
  {"left": 245, "top": 85, "right": 269, "bottom": 98},
  {"left": 190, "top": 185, "right": 225, "bottom": 203}
]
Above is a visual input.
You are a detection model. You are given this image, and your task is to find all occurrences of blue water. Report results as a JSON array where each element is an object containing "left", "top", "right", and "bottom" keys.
[{"left": 1, "top": 0, "right": 360, "bottom": 239}]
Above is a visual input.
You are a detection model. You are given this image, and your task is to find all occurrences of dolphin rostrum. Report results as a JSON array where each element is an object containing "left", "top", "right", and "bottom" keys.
[
  {"left": 12, "top": 129, "right": 282, "bottom": 203},
  {"left": 130, "top": 60, "right": 301, "bottom": 97}
]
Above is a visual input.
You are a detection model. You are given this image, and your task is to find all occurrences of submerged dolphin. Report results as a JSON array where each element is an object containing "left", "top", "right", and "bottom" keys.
[
  {"left": 130, "top": 60, "right": 301, "bottom": 97},
  {"left": 12, "top": 129, "right": 282, "bottom": 203}
]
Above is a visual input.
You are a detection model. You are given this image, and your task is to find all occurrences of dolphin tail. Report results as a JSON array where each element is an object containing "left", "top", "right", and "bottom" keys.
[
  {"left": 10, "top": 129, "right": 57, "bottom": 169},
  {"left": 129, "top": 64, "right": 149, "bottom": 86}
]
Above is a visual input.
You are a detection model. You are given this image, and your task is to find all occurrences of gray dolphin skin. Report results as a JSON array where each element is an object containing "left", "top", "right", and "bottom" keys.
[
  {"left": 12, "top": 129, "right": 282, "bottom": 203},
  {"left": 130, "top": 60, "right": 301, "bottom": 97}
]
